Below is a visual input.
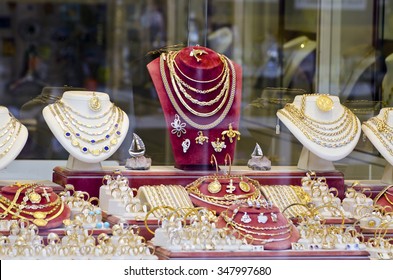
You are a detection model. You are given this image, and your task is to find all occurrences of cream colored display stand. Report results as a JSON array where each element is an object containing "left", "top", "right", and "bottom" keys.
[
  {"left": 0, "top": 106, "right": 28, "bottom": 170},
  {"left": 362, "top": 108, "right": 393, "bottom": 184},
  {"left": 43, "top": 91, "right": 129, "bottom": 171},
  {"left": 277, "top": 95, "right": 361, "bottom": 171}
]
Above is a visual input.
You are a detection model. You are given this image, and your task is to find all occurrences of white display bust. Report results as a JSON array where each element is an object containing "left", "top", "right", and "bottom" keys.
[
  {"left": 277, "top": 94, "right": 361, "bottom": 169},
  {"left": 362, "top": 108, "right": 393, "bottom": 183},
  {"left": 42, "top": 91, "right": 129, "bottom": 166},
  {"left": 0, "top": 106, "right": 28, "bottom": 170}
]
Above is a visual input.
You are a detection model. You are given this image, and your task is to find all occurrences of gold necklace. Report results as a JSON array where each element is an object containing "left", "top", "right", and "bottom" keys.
[
  {"left": 363, "top": 121, "right": 393, "bottom": 156},
  {"left": 169, "top": 51, "right": 229, "bottom": 94},
  {"left": 58, "top": 100, "right": 114, "bottom": 119},
  {"left": 0, "top": 120, "right": 17, "bottom": 148},
  {"left": 55, "top": 102, "right": 117, "bottom": 130},
  {"left": 166, "top": 51, "right": 231, "bottom": 113},
  {"left": 0, "top": 121, "right": 22, "bottom": 159},
  {"left": 278, "top": 103, "right": 359, "bottom": 148},
  {"left": 173, "top": 52, "right": 226, "bottom": 84},
  {"left": 49, "top": 104, "right": 124, "bottom": 156},
  {"left": 53, "top": 103, "right": 120, "bottom": 136},
  {"left": 160, "top": 53, "right": 236, "bottom": 130},
  {"left": 0, "top": 199, "right": 64, "bottom": 227}
]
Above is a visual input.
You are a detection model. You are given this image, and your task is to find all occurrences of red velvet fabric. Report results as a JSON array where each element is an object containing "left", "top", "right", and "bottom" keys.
[
  {"left": 147, "top": 46, "right": 242, "bottom": 170},
  {"left": 0, "top": 184, "right": 70, "bottom": 229},
  {"left": 374, "top": 185, "right": 393, "bottom": 212},
  {"left": 216, "top": 203, "right": 300, "bottom": 250}
]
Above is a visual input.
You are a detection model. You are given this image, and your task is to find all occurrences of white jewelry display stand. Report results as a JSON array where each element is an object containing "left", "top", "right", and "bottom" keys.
[
  {"left": 43, "top": 91, "right": 129, "bottom": 170},
  {"left": 283, "top": 36, "right": 316, "bottom": 88},
  {"left": 0, "top": 106, "right": 29, "bottom": 170},
  {"left": 362, "top": 108, "right": 393, "bottom": 184},
  {"left": 277, "top": 95, "right": 361, "bottom": 171}
]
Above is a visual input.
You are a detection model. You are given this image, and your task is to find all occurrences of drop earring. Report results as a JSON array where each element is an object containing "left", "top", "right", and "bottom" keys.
[{"left": 207, "top": 154, "right": 222, "bottom": 194}]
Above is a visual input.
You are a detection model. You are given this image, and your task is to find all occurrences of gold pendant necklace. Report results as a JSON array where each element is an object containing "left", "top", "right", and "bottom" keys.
[{"left": 89, "top": 92, "right": 101, "bottom": 111}]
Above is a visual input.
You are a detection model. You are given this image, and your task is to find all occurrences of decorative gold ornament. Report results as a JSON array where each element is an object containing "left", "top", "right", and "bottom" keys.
[
  {"left": 207, "top": 179, "right": 222, "bottom": 194},
  {"left": 221, "top": 123, "right": 241, "bottom": 143},
  {"left": 89, "top": 92, "right": 102, "bottom": 112},
  {"left": 189, "top": 48, "right": 208, "bottom": 62},
  {"left": 211, "top": 138, "right": 226, "bottom": 152},
  {"left": 195, "top": 131, "right": 209, "bottom": 145},
  {"left": 28, "top": 190, "right": 41, "bottom": 204},
  {"left": 316, "top": 94, "right": 334, "bottom": 112},
  {"left": 239, "top": 179, "right": 251, "bottom": 193}
]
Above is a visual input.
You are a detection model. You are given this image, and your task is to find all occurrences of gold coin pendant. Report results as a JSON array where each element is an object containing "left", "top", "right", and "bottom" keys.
[
  {"left": 207, "top": 179, "right": 222, "bottom": 194},
  {"left": 239, "top": 181, "right": 251, "bottom": 193},
  {"left": 316, "top": 95, "right": 334, "bottom": 112}
]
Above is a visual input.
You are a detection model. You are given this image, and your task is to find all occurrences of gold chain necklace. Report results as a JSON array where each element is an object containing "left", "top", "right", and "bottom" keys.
[
  {"left": 166, "top": 51, "right": 231, "bottom": 112},
  {"left": 0, "top": 121, "right": 22, "bottom": 159},
  {"left": 49, "top": 104, "right": 124, "bottom": 156},
  {"left": 160, "top": 53, "right": 236, "bottom": 130},
  {"left": 278, "top": 95, "right": 359, "bottom": 148},
  {"left": 173, "top": 52, "right": 226, "bottom": 84},
  {"left": 0, "top": 119, "right": 17, "bottom": 147},
  {"left": 168, "top": 53, "right": 230, "bottom": 107},
  {"left": 55, "top": 102, "right": 117, "bottom": 130},
  {"left": 363, "top": 120, "right": 393, "bottom": 156},
  {"left": 54, "top": 102, "right": 118, "bottom": 136},
  {"left": 58, "top": 100, "right": 114, "bottom": 119},
  {"left": 167, "top": 49, "right": 229, "bottom": 94}
]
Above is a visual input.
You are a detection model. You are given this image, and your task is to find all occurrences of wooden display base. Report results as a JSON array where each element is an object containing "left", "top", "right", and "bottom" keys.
[
  {"left": 154, "top": 246, "right": 369, "bottom": 260},
  {"left": 53, "top": 165, "right": 346, "bottom": 199}
]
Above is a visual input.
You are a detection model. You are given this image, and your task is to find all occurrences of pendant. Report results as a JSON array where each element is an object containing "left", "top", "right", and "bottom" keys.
[
  {"left": 171, "top": 114, "right": 186, "bottom": 137},
  {"left": 239, "top": 179, "right": 250, "bottom": 193},
  {"left": 89, "top": 92, "right": 102, "bottom": 112},
  {"left": 207, "top": 178, "right": 222, "bottom": 194},
  {"left": 241, "top": 212, "right": 252, "bottom": 224},
  {"left": 28, "top": 191, "right": 41, "bottom": 204},
  {"left": 33, "top": 219, "right": 48, "bottom": 227},
  {"left": 221, "top": 123, "right": 241, "bottom": 143},
  {"left": 257, "top": 213, "right": 268, "bottom": 224},
  {"left": 33, "top": 212, "right": 47, "bottom": 219},
  {"left": 316, "top": 95, "right": 333, "bottom": 112},
  {"left": 211, "top": 138, "right": 226, "bottom": 152},
  {"left": 226, "top": 179, "right": 236, "bottom": 193},
  {"left": 195, "top": 131, "right": 209, "bottom": 145},
  {"left": 271, "top": 212, "right": 278, "bottom": 222},
  {"left": 182, "top": 139, "right": 191, "bottom": 153},
  {"left": 189, "top": 48, "right": 208, "bottom": 62}
]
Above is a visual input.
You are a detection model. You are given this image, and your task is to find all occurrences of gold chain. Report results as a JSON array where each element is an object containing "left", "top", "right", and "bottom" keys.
[
  {"left": 57, "top": 100, "right": 114, "bottom": 119},
  {"left": 363, "top": 120, "right": 393, "bottom": 156},
  {"left": 160, "top": 52, "right": 236, "bottom": 130}
]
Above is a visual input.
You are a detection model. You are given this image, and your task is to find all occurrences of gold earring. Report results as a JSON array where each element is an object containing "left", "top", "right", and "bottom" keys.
[
  {"left": 89, "top": 92, "right": 101, "bottom": 111},
  {"left": 207, "top": 154, "right": 221, "bottom": 194}
]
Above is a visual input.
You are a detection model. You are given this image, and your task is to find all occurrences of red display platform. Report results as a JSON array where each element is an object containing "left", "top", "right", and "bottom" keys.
[
  {"left": 53, "top": 165, "right": 345, "bottom": 199},
  {"left": 154, "top": 246, "right": 369, "bottom": 260},
  {"left": 0, "top": 180, "right": 64, "bottom": 193}
]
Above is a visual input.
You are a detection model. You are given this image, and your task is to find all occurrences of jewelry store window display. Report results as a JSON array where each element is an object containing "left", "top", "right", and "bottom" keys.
[
  {"left": 147, "top": 46, "right": 242, "bottom": 170},
  {"left": 277, "top": 94, "right": 361, "bottom": 170},
  {"left": 42, "top": 91, "right": 129, "bottom": 169}
]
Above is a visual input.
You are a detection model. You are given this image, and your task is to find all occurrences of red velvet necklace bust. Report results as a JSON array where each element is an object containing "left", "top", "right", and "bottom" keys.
[{"left": 147, "top": 46, "right": 242, "bottom": 170}]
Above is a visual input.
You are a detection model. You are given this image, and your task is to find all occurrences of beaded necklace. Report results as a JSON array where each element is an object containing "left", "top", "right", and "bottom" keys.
[{"left": 48, "top": 103, "right": 124, "bottom": 156}]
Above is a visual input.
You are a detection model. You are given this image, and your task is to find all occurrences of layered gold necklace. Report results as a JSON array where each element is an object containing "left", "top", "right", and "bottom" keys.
[
  {"left": 0, "top": 115, "right": 22, "bottom": 159},
  {"left": 363, "top": 109, "right": 393, "bottom": 156},
  {"left": 48, "top": 101, "right": 124, "bottom": 156},
  {"left": 160, "top": 51, "right": 236, "bottom": 130},
  {"left": 278, "top": 94, "right": 359, "bottom": 148}
]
